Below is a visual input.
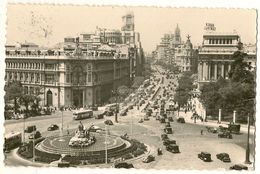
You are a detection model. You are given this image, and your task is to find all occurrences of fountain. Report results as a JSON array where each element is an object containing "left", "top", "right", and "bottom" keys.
[{"left": 68, "top": 121, "right": 96, "bottom": 147}]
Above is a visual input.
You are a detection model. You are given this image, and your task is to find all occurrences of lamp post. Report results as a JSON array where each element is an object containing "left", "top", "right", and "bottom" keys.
[
  {"left": 112, "top": 89, "right": 119, "bottom": 123},
  {"left": 105, "top": 124, "right": 108, "bottom": 164},
  {"left": 245, "top": 114, "right": 252, "bottom": 164}
]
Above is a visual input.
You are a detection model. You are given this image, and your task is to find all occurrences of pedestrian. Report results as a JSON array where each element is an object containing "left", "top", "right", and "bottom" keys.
[{"left": 201, "top": 129, "right": 203, "bottom": 135}]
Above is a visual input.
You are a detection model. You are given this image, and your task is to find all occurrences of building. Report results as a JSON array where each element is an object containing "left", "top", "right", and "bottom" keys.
[
  {"left": 174, "top": 35, "right": 198, "bottom": 73},
  {"left": 5, "top": 41, "right": 130, "bottom": 108},
  {"left": 197, "top": 27, "right": 256, "bottom": 87}
]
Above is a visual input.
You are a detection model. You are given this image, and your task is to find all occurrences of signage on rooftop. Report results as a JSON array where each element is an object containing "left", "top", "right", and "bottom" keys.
[{"left": 204, "top": 23, "right": 216, "bottom": 31}]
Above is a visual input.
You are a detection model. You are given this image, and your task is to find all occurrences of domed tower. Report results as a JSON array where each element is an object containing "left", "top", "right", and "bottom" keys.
[{"left": 175, "top": 24, "right": 181, "bottom": 43}]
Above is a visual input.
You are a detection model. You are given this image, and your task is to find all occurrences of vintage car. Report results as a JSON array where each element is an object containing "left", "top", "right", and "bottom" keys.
[
  {"left": 166, "top": 144, "right": 180, "bottom": 153},
  {"left": 168, "top": 117, "right": 174, "bottom": 122},
  {"left": 138, "top": 119, "right": 144, "bottom": 123},
  {"left": 142, "top": 155, "right": 155, "bottom": 163},
  {"left": 164, "top": 127, "right": 173, "bottom": 134},
  {"left": 165, "top": 122, "right": 171, "bottom": 127},
  {"left": 104, "top": 119, "right": 113, "bottom": 125},
  {"left": 160, "top": 118, "right": 166, "bottom": 123},
  {"left": 198, "top": 152, "right": 212, "bottom": 162},
  {"left": 218, "top": 131, "right": 233, "bottom": 139},
  {"left": 28, "top": 131, "right": 41, "bottom": 139},
  {"left": 106, "top": 111, "right": 114, "bottom": 116},
  {"left": 163, "top": 139, "right": 176, "bottom": 146},
  {"left": 177, "top": 117, "right": 185, "bottom": 123},
  {"left": 114, "top": 162, "right": 134, "bottom": 169},
  {"left": 230, "top": 164, "right": 248, "bottom": 170},
  {"left": 161, "top": 133, "right": 169, "bottom": 141},
  {"left": 216, "top": 153, "right": 231, "bottom": 162},
  {"left": 47, "top": 124, "right": 59, "bottom": 131},
  {"left": 24, "top": 125, "right": 36, "bottom": 133},
  {"left": 88, "top": 126, "right": 103, "bottom": 133}
]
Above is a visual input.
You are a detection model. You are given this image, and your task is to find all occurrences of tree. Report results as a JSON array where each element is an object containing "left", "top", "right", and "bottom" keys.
[
  {"left": 20, "top": 94, "right": 35, "bottom": 116},
  {"left": 4, "top": 81, "right": 23, "bottom": 113}
]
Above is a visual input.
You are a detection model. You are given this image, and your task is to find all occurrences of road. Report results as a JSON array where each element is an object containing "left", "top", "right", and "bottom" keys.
[{"left": 4, "top": 64, "right": 255, "bottom": 170}]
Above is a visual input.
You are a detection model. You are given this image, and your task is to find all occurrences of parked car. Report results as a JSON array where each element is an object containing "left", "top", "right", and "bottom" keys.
[
  {"left": 106, "top": 111, "right": 114, "bottom": 116},
  {"left": 24, "top": 125, "right": 36, "bottom": 133},
  {"left": 216, "top": 153, "right": 231, "bottom": 162},
  {"left": 114, "top": 162, "right": 134, "bottom": 169},
  {"left": 177, "top": 117, "right": 185, "bottom": 123},
  {"left": 144, "top": 116, "right": 150, "bottom": 121},
  {"left": 47, "top": 124, "right": 59, "bottom": 131},
  {"left": 228, "top": 123, "right": 241, "bottom": 134},
  {"left": 161, "top": 133, "right": 169, "bottom": 141},
  {"left": 104, "top": 119, "right": 113, "bottom": 125},
  {"left": 138, "top": 119, "right": 144, "bottom": 123},
  {"left": 120, "top": 110, "right": 127, "bottom": 116},
  {"left": 142, "top": 155, "right": 155, "bottom": 163},
  {"left": 198, "top": 152, "right": 212, "bottom": 162},
  {"left": 230, "top": 164, "right": 248, "bottom": 170},
  {"left": 166, "top": 144, "right": 180, "bottom": 153},
  {"left": 164, "top": 127, "right": 173, "bottom": 134},
  {"left": 165, "top": 122, "right": 171, "bottom": 127},
  {"left": 128, "top": 105, "right": 134, "bottom": 110},
  {"left": 160, "top": 118, "right": 166, "bottom": 123},
  {"left": 168, "top": 117, "right": 174, "bottom": 122},
  {"left": 218, "top": 131, "right": 232, "bottom": 139},
  {"left": 28, "top": 131, "right": 41, "bottom": 139},
  {"left": 163, "top": 139, "right": 176, "bottom": 146}
]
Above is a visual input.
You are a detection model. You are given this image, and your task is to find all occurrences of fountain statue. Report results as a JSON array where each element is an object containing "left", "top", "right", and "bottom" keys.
[{"left": 69, "top": 121, "right": 96, "bottom": 147}]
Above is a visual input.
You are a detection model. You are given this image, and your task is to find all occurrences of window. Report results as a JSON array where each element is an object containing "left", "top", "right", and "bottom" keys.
[
  {"left": 20, "top": 73, "right": 23, "bottom": 81},
  {"left": 31, "top": 73, "right": 34, "bottom": 82},
  {"left": 25, "top": 73, "right": 28, "bottom": 81},
  {"left": 45, "top": 74, "right": 55, "bottom": 84},
  {"left": 14, "top": 72, "right": 17, "bottom": 80},
  {"left": 66, "top": 73, "right": 70, "bottom": 83},
  {"left": 36, "top": 73, "right": 40, "bottom": 82},
  {"left": 45, "top": 64, "right": 54, "bottom": 70}
]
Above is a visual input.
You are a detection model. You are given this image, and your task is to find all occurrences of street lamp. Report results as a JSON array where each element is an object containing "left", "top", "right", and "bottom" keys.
[
  {"left": 105, "top": 124, "right": 108, "bottom": 164},
  {"left": 245, "top": 114, "right": 252, "bottom": 164},
  {"left": 112, "top": 89, "right": 119, "bottom": 123}
]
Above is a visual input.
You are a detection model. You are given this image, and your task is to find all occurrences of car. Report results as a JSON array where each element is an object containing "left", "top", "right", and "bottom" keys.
[
  {"left": 106, "top": 111, "right": 114, "bottom": 116},
  {"left": 168, "top": 117, "right": 174, "bottom": 122},
  {"left": 166, "top": 144, "right": 180, "bottom": 153},
  {"left": 138, "top": 119, "right": 144, "bottom": 123},
  {"left": 161, "top": 134, "right": 169, "bottom": 141},
  {"left": 28, "top": 131, "right": 41, "bottom": 139},
  {"left": 218, "top": 131, "right": 232, "bottom": 139},
  {"left": 160, "top": 118, "right": 166, "bottom": 123},
  {"left": 142, "top": 155, "right": 155, "bottom": 163},
  {"left": 216, "top": 153, "right": 231, "bottom": 162},
  {"left": 91, "top": 106, "right": 98, "bottom": 111},
  {"left": 144, "top": 116, "right": 150, "bottom": 121},
  {"left": 24, "top": 125, "right": 36, "bottom": 133},
  {"left": 163, "top": 139, "right": 176, "bottom": 146},
  {"left": 89, "top": 125, "right": 103, "bottom": 132},
  {"left": 165, "top": 122, "right": 171, "bottom": 127},
  {"left": 128, "top": 105, "right": 134, "bottom": 110},
  {"left": 164, "top": 127, "right": 173, "bottom": 134},
  {"left": 198, "top": 152, "right": 212, "bottom": 162},
  {"left": 104, "top": 119, "right": 113, "bottom": 125},
  {"left": 177, "top": 117, "right": 185, "bottom": 123},
  {"left": 120, "top": 111, "right": 127, "bottom": 116},
  {"left": 229, "top": 164, "right": 248, "bottom": 170},
  {"left": 114, "top": 162, "right": 134, "bottom": 169},
  {"left": 47, "top": 124, "right": 59, "bottom": 131}
]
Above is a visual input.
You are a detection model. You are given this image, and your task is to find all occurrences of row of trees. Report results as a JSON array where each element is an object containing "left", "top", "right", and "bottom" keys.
[
  {"left": 155, "top": 60, "right": 180, "bottom": 73},
  {"left": 4, "top": 81, "right": 42, "bottom": 118},
  {"left": 199, "top": 51, "right": 256, "bottom": 123}
]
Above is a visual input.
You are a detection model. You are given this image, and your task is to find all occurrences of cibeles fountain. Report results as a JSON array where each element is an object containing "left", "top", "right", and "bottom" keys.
[
  {"left": 35, "top": 121, "right": 141, "bottom": 164},
  {"left": 69, "top": 122, "right": 96, "bottom": 147}
]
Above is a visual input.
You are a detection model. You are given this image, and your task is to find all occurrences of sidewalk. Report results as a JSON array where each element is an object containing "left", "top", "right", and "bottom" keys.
[{"left": 179, "top": 111, "right": 255, "bottom": 134}]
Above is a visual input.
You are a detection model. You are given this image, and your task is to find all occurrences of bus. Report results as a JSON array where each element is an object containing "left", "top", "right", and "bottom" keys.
[
  {"left": 73, "top": 109, "right": 93, "bottom": 120},
  {"left": 4, "top": 132, "right": 22, "bottom": 151}
]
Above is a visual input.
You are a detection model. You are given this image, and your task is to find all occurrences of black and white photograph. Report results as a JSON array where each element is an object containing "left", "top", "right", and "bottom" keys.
[{"left": 1, "top": 1, "right": 258, "bottom": 172}]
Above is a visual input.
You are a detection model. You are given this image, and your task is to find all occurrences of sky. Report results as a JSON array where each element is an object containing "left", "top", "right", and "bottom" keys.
[{"left": 6, "top": 4, "right": 257, "bottom": 53}]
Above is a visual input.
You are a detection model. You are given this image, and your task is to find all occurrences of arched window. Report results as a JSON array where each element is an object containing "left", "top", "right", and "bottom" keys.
[{"left": 46, "top": 90, "right": 53, "bottom": 106}]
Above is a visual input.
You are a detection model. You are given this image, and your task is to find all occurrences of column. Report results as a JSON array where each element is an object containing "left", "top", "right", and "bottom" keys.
[
  {"left": 218, "top": 109, "right": 222, "bottom": 123},
  {"left": 198, "top": 62, "right": 202, "bottom": 81},
  {"left": 233, "top": 110, "right": 236, "bottom": 123},
  {"left": 202, "top": 62, "right": 206, "bottom": 80},
  {"left": 208, "top": 62, "right": 211, "bottom": 80},
  {"left": 205, "top": 62, "right": 208, "bottom": 80},
  {"left": 227, "top": 64, "right": 231, "bottom": 79},
  {"left": 221, "top": 63, "right": 225, "bottom": 78},
  {"left": 214, "top": 63, "right": 217, "bottom": 80}
]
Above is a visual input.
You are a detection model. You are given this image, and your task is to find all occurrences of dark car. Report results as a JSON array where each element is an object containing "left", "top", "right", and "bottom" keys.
[
  {"left": 138, "top": 119, "right": 144, "bottom": 123},
  {"left": 28, "top": 131, "right": 41, "bottom": 139},
  {"left": 166, "top": 144, "right": 180, "bottom": 153},
  {"left": 106, "top": 111, "right": 114, "bottom": 116},
  {"left": 128, "top": 105, "right": 134, "bottom": 110},
  {"left": 164, "top": 127, "right": 173, "bottom": 134},
  {"left": 160, "top": 118, "right": 166, "bottom": 123},
  {"left": 177, "top": 117, "right": 185, "bottom": 123},
  {"left": 216, "top": 153, "right": 231, "bottom": 162},
  {"left": 165, "top": 122, "right": 171, "bottom": 127},
  {"left": 114, "top": 162, "right": 134, "bottom": 169},
  {"left": 230, "top": 164, "right": 248, "bottom": 170},
  {"left": 163, "top": 139, "right": 176, "bottom": 146},
  {"left": 218, "top": 131, "right": 232, "bottom": 139},
  {"left": 47, "top": 124, "right": 59, "bottom": 131},
  {"left": 120, "top": 110, "right": 127, "bottom": 116},
  {"left": 168, "top": 117, "right": 174, "bottom": 122},
  {"left": 24, "top": 125, "right": 36, "bottom": 133},
  {"left": 142, "top": 155, "right": 155, "bottom": 163},
  {"left": 104, "top": 119, "right": 113, "bottom": 125},
  {"left": 161, "top": 133, "right": 169, "bottom": 141},
  {"left": 144, "top": 116, "right": 150, "bottom": 121},
  {"left": 198, "top": 152, "right": 212, "bottom": 162},
  {"left": 228, "top": 123, "right": 241, "bottom": 134}
]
